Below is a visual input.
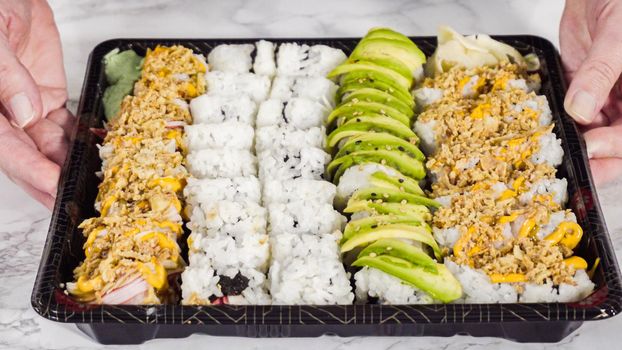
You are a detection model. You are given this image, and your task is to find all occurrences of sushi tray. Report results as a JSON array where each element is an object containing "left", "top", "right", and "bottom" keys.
[{"left": 31, "top": 27, "right": 622, "bottom": 344}]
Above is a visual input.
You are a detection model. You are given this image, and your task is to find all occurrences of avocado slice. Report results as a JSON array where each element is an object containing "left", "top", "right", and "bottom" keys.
[
  {"left": 352, "top": 255, "right": 462, "bottom": 303},
  {"left": 334, "top": 133, "right": 425, "bottom": 162},
  {"left": 357, "top": 238, "right": 438, "bottom": 273},
  {"left": 337, "top": 78, "right": 414, "bottom": 108},
  {"left": 328, "top": 61, "right": 412, "bottom": 90},
  {"left": 369, "top": 171, "right": 424, "bottom": 195},
  {"left": 328, "top": 150, "right": 425, "bottom": 183},
  {"left": 350, "top": 38, "right": 426, "bottom": 78},
  {"left": 350, "top": 186, "right": 441, "bottom": 209},
  {"left": 348, "top": 57, "right": 413, "bottom": 83},
  {"left": 327, "top": 116, "right": 417, "bottom": 149},
  {"left": 340, "top": 223, "right": 441, "bottom": 259},
  {"left": 341, "top": 88, "right": 414, "bottom": 117},
  {"left": 329, "top": 110, "right": 411, "bottom": 131},
  {"left": 364, "top": 27, "right": 413, "bottom": 43},
  {"left": 343, "top": 215, "right": 428, "bottom": 241},
  {"left": 344, "top": 199, "right": 431, "bottom": 220},
  {"left": 327, "top": 101, "right": 412, "bottom": 128}
]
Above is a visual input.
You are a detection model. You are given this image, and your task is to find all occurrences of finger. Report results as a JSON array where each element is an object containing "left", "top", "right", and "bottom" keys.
[
  {"left": 11, "top": 176, "right": 55, "bottom": 210},
  {"left": 583, "top": 124, "right": 622, "bottom": 158},
  {"left": 589, "top": 158, "right": 622, "bottom": 187},
  {"left": 564, "top": 2, "right": 622, "bottom": 125},
  {"left": 0, "top": 36, "right": 43, "bottom": 128},
  {"left": 0, "top": 117, "right": 59, "bottom": 197},
  {"left": 46, "top": 108, "right": 76, "bottom": 137},
  {"left": 25, "top": 116, "right": 69, "bottom": 166},
  {"left": 560, "top": 0, "right": 591, "bottom": 74}
]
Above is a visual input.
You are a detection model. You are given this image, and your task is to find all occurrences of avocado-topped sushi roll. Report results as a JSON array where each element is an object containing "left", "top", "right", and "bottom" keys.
[{"left": 324, "top": 27, "right": 463, "bottom": 305}]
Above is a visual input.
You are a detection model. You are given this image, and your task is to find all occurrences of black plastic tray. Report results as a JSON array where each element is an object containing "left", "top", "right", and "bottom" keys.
[{"left": 31, "top": 36, "right": 622, "bottom": 344}]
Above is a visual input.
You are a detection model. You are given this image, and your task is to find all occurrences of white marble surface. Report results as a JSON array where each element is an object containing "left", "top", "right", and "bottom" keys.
[{"left": 1, "top": 0, "right": 621, "bottom": 348}]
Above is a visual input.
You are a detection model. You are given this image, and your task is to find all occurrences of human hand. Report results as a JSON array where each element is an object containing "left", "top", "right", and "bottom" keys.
[
  {"left": 561, "top": 0, "right": 622, "bottom": 186},
  {"left": 0, "top": 0, "right": 71, "bottom": 209}
]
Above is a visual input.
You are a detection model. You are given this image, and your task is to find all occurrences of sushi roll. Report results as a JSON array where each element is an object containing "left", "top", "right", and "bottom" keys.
[
  {"left": 256, "top": 98, "right": 331, "bottom": 130},
  {"left": 253, "top": 40, "right": 276, "bottom": 77},
  {"left": 268, "top": 232, "right": 354, "bottom": 305},
  {"left": 184, "top": 177, "right": 261, "bottom": 205},
  {"left": 208, "top": 44, "right": 254, "bottom": 73},
  {"left": 269, "top": 75, "right": 338, "bottom": 107},
  {"left": 276, "top": 43, "right": 347, "bottom": 77},
  {"left": 262, "top": 179, "right": 336, "bottom": 205},
  {"left": 205, "top": 71, "right": 271, "bottom": 102},
  {"left": 267, "top": 200, "right": 346, "bottom": 236},
  {"left": 257, "top": 146, "right": 330, "bottom": 182},
  {"left": 189, "top": 94, "right": 257, "bottom": 125},
  {"left": 255, "top": 125, "right": 326, "bottom": 153},
  {"left": 184, "top": 121, "right": 254, "bottom": 151},
  {"left": 186, "top": 149, "right": 257, "bottom": 179}
]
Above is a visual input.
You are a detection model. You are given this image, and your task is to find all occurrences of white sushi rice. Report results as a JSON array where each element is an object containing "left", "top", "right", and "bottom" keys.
[
  {"left": 519, "top": 270, "right": 595, "bottom": 303},
  {"left": 531, "top": 133, "right": 564, "bottom": 167},
  {"left": 413, "top": 87, "right": 443, "bottom": 111},
  {"left": 519, "top": 177, "right": 568, "bottom": 206},
  {"left": 189, "top": 230, "right": 269, "bottom": 272},
  {"left": 444, "top": 261, "right": 519, "bottom": 303},
  {"left": 433, "top": 226, "right": 461, "bottom": 249},
  {"left": 268, "top": 231, "right": 354, "bottom": 305},
  {"left": 187, "top": 149, "right": 257, "bottom": 179},
  {"left": 184, "top": 177, "right": 261, "bottom": 205},
  {"left": 412, "top": 119, "right": 437, "bottom": 156},
  {"left": 256, "top": 98, "right": 330, "bottom": 130},
  {"left": 184, "top": 122, "right": 254, "bottom": 151},
  {"left": 276, "top": 43, "right": 347, "bottom": 77},
  {"left": 262, "top": 179, "right": 336, "bottom": 205},
  {"left": 205, "top": 71, "right": 271, "bottom": 102},
  {"left": 354, "top": 266, "right": 435, "bottom": 304},
  {"left": 208, "top": 44, "right": 254, "bottom": 73},
  {"left": 253, "top": 40, "right": 276, "bottom": 77},
  {"left": 255, "top": 125, "right": 326, "bottom": 152},
  {"left": 512, "top": 95, "right": 553, "bottom": 126},
  {"left": 257, "top": 146, "right": 330, "bottom": 181},
  {"left": 269, "top": 76, "right": 338, "bottom": 107},
  {"left": 189, "top": 94, "right": 257, "bottom": 125},
  {"left": 268, "top": 200, "right": 346, "bottom": 236},
  {"left": 335, "top": 163, "right": 400, "bottom": 209},
  {"left": 187, "top": 200, "right": 267, "bottom": 235}
]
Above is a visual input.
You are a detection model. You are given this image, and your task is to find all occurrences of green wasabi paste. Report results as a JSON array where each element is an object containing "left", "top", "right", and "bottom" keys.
[{"left": 102, "top": 49, "right": 143, "bottom": 120}]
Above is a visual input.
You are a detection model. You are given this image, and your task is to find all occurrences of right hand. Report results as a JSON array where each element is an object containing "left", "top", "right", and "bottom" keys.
[{"left": 0, "top": 0, "right": 72, "bottom": 209}]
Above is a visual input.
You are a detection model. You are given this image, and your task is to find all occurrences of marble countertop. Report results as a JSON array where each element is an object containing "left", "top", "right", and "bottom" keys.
[{"left": 1, "top": 0, "right": 621, "bottom": 348}]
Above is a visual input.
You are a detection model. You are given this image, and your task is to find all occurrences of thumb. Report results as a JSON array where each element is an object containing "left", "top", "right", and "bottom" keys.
[
  {"left": 564, "top": 12, "right": 622, "bottom": 125},
  {"left": 0, "top": 36, "right": 42, "bottom": 128}
]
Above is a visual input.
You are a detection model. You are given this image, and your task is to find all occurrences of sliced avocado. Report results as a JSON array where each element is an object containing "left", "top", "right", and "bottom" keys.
[
  {"left": 352, "top": 255, "right": 462, "bottom": 303},
  {"left": 328, "top": 150, "right": 425, "bottom": 183},
  {"left": 350, "top": 186, "right": 440, "bottom": 209},
  {"left": 340, "top": 223, "right": 441, "bottom": 259},
  {"left": 344, "top": 199, "right": 431, "bottom": 220},
  {"left": 337, "top": 78, "right": 414, "bottom": 108},
  {"left": 350, "top": 38, "right": 426, "bottom": 77},
  {"left": 348, "top": 57, "right": 413, "bottom": 82},
  {"left": 327, "top": 116, "right": 417, "bottom": 149},
  {"left": 364, "top": 27, "right": 413, "bottom": 43},
  {"left": 330, "top": 111, "right": 411, "bottom": 131},
  {"left": 328, "top": 61, "right": 412, "bottom": 90},
  {"left": 327, "top": 101, "right": 412, "bottom": 128},
  {"left": 334, "top": 133, "right": 425, "bottom": 162},
  {"left": 357, "top": 238, "right": 438, "bottom": 273},
  {"left": 369, "top": 171, "right": 424, "bottom": 195},
  {"left": 341, "top": 88, "right": 414, "bottom": 117},
  {"left": 343, "top": 215, "right": 427, "bottom": 241}
]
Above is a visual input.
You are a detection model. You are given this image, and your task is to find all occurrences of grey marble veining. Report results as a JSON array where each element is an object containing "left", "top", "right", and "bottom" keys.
[{"left": 1, "top": 0, "right": 621, "bottom": 348}]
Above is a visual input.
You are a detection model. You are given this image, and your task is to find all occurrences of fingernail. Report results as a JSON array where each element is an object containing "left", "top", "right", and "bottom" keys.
[
  {"left": 565, "top": 90, "right": 595, "bottom": 124},
  {"left": 586, "top": 140, "right": 595, "bottom": 158},
  {"left": 9, "top": 92, "right": 34, "bottom": 128}
]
